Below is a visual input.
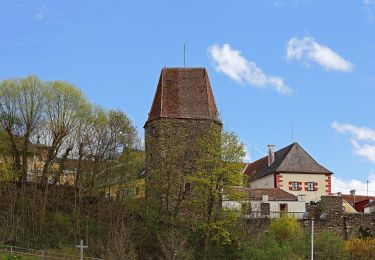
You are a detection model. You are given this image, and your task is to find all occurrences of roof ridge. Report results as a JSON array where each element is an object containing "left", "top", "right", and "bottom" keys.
[
  {"left": 273, "top": 143, "right": 295, "bottom": 171},
  {"left": 161, "top": 68, "right": 164, "bottom": 116},
  {"left": 277, "top": 142, "right": 332, "bottom": 174},
  {"left": 147, "top": 70, "right": 163, "bottom": 122},
  {"left": 204, "top": 69, "right": 210, "bottom": 117}
]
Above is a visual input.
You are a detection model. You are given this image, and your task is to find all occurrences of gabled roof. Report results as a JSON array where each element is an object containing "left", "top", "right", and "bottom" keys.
[
  {"left": 244, "top": 142, "right": 332, "bottom": 181},
  {"left": 234, "top": 187, "right": 297, "bottom": 201},
  {"left": 145, "top": 68, "right": 220, "bottom": 126},
  {"left": 342, "top": 195, "right": 375, "bottom": 205}
]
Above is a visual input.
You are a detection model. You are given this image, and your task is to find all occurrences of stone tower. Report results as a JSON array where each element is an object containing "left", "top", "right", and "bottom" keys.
[{"left": 144, "top": 68, "right": 222, "bottom": 213}]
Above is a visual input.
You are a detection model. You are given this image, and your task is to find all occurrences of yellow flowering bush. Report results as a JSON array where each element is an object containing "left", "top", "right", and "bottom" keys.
[{"left": 344, "top": 238, "right": 375, "bottom": 259}]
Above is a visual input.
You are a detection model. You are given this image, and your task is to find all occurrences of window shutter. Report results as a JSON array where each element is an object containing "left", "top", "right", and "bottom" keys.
[
  {"left": 298, "top": 182, "right": 303, "bottom": 191},
  {"left": 304, "top": 182, "right": 308, "bottom": 190},
  {"left": 314, "top": 182, "right": 318, "bottom": 191},
  {"left": 288, "top": 181, "right": 293, "bottom": 191}
]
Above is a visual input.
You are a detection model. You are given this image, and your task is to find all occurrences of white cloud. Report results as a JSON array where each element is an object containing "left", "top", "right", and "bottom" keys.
[
  {"left": 332, "top": 121, "right": 375, "bottom": 142},
  {"left": 332, "top": 121, "right": 375, "bottom": 164},
  {"left": 364, "top": 0, "right": 375, "bottom": 22},
  {"left": 332, "top": 174, "right": 375, "bottom": 196},
  {"left": 208, "top": 43, "right": 292, "bottom": 95},
  {"left": 287, "top": 37, "right": 353, "bottom": 72},
  {"left": 35, "top": 2, "right": 49, "bottom": 21}
]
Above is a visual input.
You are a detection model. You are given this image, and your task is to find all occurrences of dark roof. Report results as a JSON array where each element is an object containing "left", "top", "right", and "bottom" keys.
[
  {"left": 342, "top": 195, "right": 375, "bottom": 204},
  {"left": 364, "top": 200, "right": 375, "bottom": 208},
  {"left": 145, "top": 68, "right": 220, "bottom": 126},
  {"left": 234, "top": 187, "right": 297, "bottom": 201},
  {"left": 244, "top": 142, "right": 332, "bottom": 181}
]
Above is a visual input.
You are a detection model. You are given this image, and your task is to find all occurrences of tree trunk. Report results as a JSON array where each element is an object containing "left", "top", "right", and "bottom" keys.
[{"left": 52, "top": 146, "right": 72, "bottom": 185}]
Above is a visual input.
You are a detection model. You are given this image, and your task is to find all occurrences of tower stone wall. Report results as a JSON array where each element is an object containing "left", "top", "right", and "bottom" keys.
[{"left": 144, "top": 68, "right": 222, "bottom": 215}]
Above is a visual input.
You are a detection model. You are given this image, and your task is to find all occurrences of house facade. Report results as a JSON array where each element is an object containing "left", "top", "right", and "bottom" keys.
[
  {"left": 222, "top": 187, "right": 306, "bottom": 219},
  {"left": 364, "top": 201, "right": 375, "bottom": 214},
  {"left": 244, "top": 143, "right": 333, "bottom": 202}
]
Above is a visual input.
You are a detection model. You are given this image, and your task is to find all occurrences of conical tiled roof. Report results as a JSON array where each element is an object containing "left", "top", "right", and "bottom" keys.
[
  {"left": 244, "top": 142, "right": 332, "bottom": 181},
  {"left": 145, "top": 68, "right": 220, "bottom": 125}
]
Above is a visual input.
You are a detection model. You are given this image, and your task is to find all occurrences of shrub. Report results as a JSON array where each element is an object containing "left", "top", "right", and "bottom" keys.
[
  {"left": 268, "top": 217, "right": 302, "bottom": 242},
  {"left": 344, "top": 238, "right": 375, "bottom": 260},
  {"left": 314, "top": 231, "right": 347, "bottom": 259}
]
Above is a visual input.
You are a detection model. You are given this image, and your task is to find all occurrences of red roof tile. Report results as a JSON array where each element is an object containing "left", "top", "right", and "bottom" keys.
[
  {"left": 146, "top": 68, "right": 220, "bottom": 125},
  {"left": 341, "top": 194, "right": 375, "bottom": 204},
  {"left": 233, "top": 187, "right": 297, "bottom": 201}
]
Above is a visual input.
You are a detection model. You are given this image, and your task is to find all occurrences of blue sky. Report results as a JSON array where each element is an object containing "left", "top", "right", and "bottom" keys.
[{"left": 2, "top": 0, "right": 375, "bottom": 194}]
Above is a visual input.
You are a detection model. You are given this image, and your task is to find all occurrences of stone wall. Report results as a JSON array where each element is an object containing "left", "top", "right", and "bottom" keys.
[
  {"left": 244, "top": 195, "right": 375, "bottom": 239},
  {"left": 304, "top": 195, "right": 375, "bottom": 239},
  {"left": 144, "top": 118, "right": 222, "bottom": 214}
]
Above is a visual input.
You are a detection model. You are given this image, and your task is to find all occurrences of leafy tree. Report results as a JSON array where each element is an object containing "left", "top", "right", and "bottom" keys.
[
  {"left": 0, "top": 76, "right": 44, "bottom": 190},
  {"left": 186, "top": 129, "right": 245, "bottom": 258},
  {"left": 0, "top": 80, "right": 21, "bottom": 173},
  {"left": 39, "top": 80, "right": 89, "bottom": 186}
]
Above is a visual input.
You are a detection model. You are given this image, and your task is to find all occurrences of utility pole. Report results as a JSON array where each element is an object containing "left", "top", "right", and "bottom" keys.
[
  {"left": 367, "top": 180, "right": 369, "bottom": 197},
  {"left": 311, "top": 219, "right": 314, "bottom": 260},
  {"left": 76, "top": 240, "right": 88, "bottom": 260}
]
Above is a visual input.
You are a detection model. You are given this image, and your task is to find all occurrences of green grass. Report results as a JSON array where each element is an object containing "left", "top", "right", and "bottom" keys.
[{"left": 0, "top": 254, "right": 39, "bottom": 260}]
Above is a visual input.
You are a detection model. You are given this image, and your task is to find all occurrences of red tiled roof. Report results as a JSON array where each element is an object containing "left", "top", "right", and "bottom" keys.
[
  {"left": 145, "top": 68, "right": 220, "bottom": 125},
  {"left": 341, "top": 194, "right": 375, "bottom": 204},
  {"left": 234, "top": 187, "right": 297, "bottom": 201},
  {"left": 243, "top": 142, "right": 332, "bottom": 181}
]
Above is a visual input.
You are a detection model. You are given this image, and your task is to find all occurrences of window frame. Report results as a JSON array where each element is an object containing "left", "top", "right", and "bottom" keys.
[
  {"left": 306, "top": 181, "right": 315, "bottom": 191},
  {"left": 291, "top": 181, "right": 300, "bottom": 191}
]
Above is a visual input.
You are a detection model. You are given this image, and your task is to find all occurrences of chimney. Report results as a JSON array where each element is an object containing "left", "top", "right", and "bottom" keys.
[
  {"left": 267, "top": 145, "right": 275, "bottom": 167},
  {"left": 350, "top": 189, "right": 356, "bottom": 205}
]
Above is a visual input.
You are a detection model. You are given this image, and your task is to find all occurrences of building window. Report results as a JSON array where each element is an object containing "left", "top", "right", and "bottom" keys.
[
  {"left": 290, "top": 181, "right": 300, "bottom": 191},
  {"left": 280, "top": 203, "right": 288, "bottom": 213},
  {"left": 261, "top": 203, "right": 270, "bottom": 216},
  {"left": 305, "top": 182, "right": 318, "bottom": 191},
  {"left": 306, "top": 182, "right": 314, "bottom": 191}
]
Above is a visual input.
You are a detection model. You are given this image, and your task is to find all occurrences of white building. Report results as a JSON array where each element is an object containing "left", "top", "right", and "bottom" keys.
[
  {"left": 244, "top": 143, "right": 333, "bottom": 202},
  {"left": 364, "top": 201, "right": 375, "bottom": 214},
  {"left": 222, "top": 187, "right": 307, "bottom": 219}
]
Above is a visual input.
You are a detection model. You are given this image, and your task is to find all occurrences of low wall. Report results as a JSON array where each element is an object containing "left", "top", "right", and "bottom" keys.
[
  {"left": 304, "top": 196, "right": 375, "bottom": 239},
  {"left": 246, "top": 196, "right": 375, "bottom": 239}
]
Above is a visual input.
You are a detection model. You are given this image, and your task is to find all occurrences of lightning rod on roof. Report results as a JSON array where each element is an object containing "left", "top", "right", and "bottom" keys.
[
  {"left": 184, "top": 44, "right": 186, "bottom": 68},
  {"left": 292, "top": 123, "right": 294, "bottom": 143}
]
